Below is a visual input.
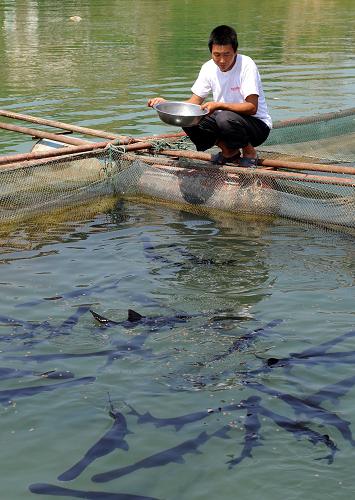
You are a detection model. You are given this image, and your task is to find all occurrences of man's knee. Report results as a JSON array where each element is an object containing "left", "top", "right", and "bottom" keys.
[{"left": 215, "top": 111, "right": 245, "bottom": 132}]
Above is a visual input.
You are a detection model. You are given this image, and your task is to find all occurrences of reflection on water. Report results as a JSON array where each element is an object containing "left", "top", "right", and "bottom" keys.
[
  {"left": 0, "top": 2, "right": 354, "bottom": 499},
  {"left": 0, "top": 0, "right": 354, "bottom": 154}
]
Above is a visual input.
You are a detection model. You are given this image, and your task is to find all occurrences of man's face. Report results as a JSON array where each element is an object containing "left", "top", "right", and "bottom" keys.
[{"left": 211, "top": 44, "right": 237, "bottom": 72}]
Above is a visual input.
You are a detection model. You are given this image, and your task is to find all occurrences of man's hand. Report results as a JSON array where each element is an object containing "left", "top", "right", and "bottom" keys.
[
  {"left": 201, "top": 101, "right": 221, "bottom": 114},
  {"left": 147, "top": 97, "right": 166, "bottom": 107}
]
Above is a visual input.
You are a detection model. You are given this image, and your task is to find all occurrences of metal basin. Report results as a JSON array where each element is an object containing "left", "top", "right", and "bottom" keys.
[{"left": 153, "top": 101, "right": 208, "bottom": 127}]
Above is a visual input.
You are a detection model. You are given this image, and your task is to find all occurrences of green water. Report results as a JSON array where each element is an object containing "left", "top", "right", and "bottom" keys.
[{"left": 0, "top": 1, "right": 354, "bottom": 499}]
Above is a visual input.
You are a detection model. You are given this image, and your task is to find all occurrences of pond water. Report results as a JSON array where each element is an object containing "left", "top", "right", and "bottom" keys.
[{"left": 0, "top": 1, "right": 354, "bottom": 499}]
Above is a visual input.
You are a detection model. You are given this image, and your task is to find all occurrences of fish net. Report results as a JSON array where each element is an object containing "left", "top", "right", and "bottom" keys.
[
  {"left": 0, "top": 108, "right": 354, "bottom": 232},
  {"left": 261, "top": 108, "right": 355, "bottom": 164}
]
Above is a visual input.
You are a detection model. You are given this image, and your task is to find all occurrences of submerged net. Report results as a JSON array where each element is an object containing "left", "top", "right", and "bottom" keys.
[{"left": 0, "top": 108, "right": 354, "bottom": 232}]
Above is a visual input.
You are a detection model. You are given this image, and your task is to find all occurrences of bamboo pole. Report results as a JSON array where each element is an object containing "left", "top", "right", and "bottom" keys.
[
  {"left": 134, "top": 154, "right": 355, "bottom": 187},
  {"left": 0, "top": 110, "right": 120, "bottom": 140},
  {"left": 0, "top": 121, "right": 91, "bottom": 146},
  {"left": 152, "top": 149, "right": 355, "bottom": 176},
  {"left": 0, "top": 108, "right": 186, "bottom": 144}
]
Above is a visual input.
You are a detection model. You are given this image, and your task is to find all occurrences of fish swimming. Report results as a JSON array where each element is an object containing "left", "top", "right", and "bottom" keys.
[
  {"left": 58, "top": 397, "right": 132, "bottom": 481},
  {"left": 0, "top": 367, "right": 74, "bottom": 381},
  {"left": 226, "top": 396, "right": 263, "bottom": 469},
  {"left": 0, "top": 376, "right": 95, "bottom": 405},
  {"left": 211, "top": 319, "right": 283, "bottom": 362},
  {"left": 90, "top": 309, "right": 191, "bottom": 331},
  {"left": 0, "top": 305, "right": 91, "bottom": 348},
  {"left": 17, "top": 278, "right": 121, "bottom": 308},
  {"left": 127, "top": 401, "right": 245, "bottom": 431},
  {"left": 29, "top": 483, "right": 160, "bottom": 499},
  {"left": 92, "top": 426, "right": 230, "bottom": 483},
  {"left": 246, "top": 380, "right": 355, "bottom": 446},
  {"left": 256, "top": 400, "right": 338, "bottom": 464},
  {"left": 304, "top": 373, "right": 355, "bottom": 407}
]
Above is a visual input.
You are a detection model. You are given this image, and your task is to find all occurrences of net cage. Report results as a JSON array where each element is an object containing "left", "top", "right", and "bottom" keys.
[{"left": 0, "top": 108, "right": 354, "bottom": 232}]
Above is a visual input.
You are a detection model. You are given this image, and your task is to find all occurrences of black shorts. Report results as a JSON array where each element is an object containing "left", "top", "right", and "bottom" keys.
[{"left": 183, "top": 111, "right": 270, "bottom": 151}]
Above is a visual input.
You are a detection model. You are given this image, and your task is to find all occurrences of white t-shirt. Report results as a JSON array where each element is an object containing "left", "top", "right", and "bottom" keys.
[{"left": 191, "top": 54, "right": 272, "bottom": 129}]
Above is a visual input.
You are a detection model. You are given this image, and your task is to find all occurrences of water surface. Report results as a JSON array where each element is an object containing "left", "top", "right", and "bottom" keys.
[{"left": 0, "top": 1, "right": 354, "bottom": 499}]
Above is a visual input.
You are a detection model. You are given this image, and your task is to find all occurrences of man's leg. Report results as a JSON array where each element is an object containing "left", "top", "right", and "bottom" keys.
[
  {"left": 215, "top": 111, "right": 270, "bottom": 159},
  {"left": 182, "top": 114, "right": 219, "bottom": 151}
]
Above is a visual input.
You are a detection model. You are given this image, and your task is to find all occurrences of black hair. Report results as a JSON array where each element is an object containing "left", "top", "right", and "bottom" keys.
[{"left": 208, "top": 25, "right": 238, "bottom": 52}]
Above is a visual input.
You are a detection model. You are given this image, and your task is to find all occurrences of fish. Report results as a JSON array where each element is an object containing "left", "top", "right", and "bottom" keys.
[
  {"left": 305, "top": 373, "right": 355, "bottom": 407},
  {"left": 0, "top": 376, "right": 95, "bottom": 405},
  {"left": 291, "top": 329, "right": 355, "bottom": 359},
  {"left": 92, "top": 426, "right": 231, "bottom": 483},
  {"left": 127, "top": 401, "right": 245, "bottom": 431},
  {"left": 0, "top": 306, "right": 91, "bottom": 348},
  {"left": 211, "top": 319, "right": 283, "bottom": 362},
  {"left": 90, "top": 309, "right": 191, "bottom": 331},
  {"left": 17, "top": 278, "right": 121, "bottom": 308},
  {"left": 58, "top": 397, "right": 132, "bottom": 481},
  {"left": 239, "top": 330, "right": 355, "bottom": 376},
  {"left": 0, "top": 366, "right": 33, "bottom": 380},
  {"left": 3, "top": 350, "right": 113, "bottom": 364},
  {"left": 226, "top": 396, "right": 263, "bottom": 469},
  {"left": 246, "top": 381, "right": 355, "bottom": 446},
  {"left": 257, "top": 401, "right": 338, "bottom": 464},
  {"left": 38, "top": 370, "right": 75, "bottom": 380},
  {"left": 29, "top": 483, "right": 160, "bottom": 499},
  {"left": 47, "top": 305, "right": 92, "bottom": 338},
  {"left": 0, "top": 367, "right": 74, "bottom": 381}
]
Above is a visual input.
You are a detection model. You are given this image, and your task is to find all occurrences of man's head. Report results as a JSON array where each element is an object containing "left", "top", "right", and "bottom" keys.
[
  {"left": 208, "top": 25, "right": 238, "bottom": 53},
  {"left": 208, "top": 25, "right": 238, "bottom": 72}
]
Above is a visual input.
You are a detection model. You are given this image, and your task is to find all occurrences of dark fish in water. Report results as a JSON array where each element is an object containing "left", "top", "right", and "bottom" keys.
[
  {"left": 258, "top": 403, "right": 338, "bottom": 464},
  {"left": 92, "top": 426, "right": 231, "bottom": 483},
  {"left": 246, "top": 381, "right": 355, "bottom": 446},
  {"left": 29, "top": 483, "right": 160, "bottom": 499},
  {"left": 0, "top": 367, "right": 74, "bottom": 381},
  {"left": 47, "top": 305, "right": 92, "bottom": 338},
  {"left": 211, "top": 319, "right": 283, "bottom": 362},
  {"left": 305, "top": 373, "right": 355, "bottom": 407},
  {"left": 90, "top": 309, "right": 191, "bottom": 330},
  {"left": 210, "top": 314, "right": 254, "bottom": 322},
  {"left": 3, "top": 350, "right": 112, "bottom": 364},
  {"left": 127, "top": 401, "right": 245, "bottom": 431},
  {"left": 38, "top": 370, "right": 75, "bottom": 380},
  {"left": 58, "top": 397, "right": 132, "bottom": 481},
  {"left": 0, "top": 366, "right": 33, "bottom": 380},
  {"left": 0, "top": 306, "right": 91, "bottom": 348},
  {"left": 239, "top": 330, "right": 355, "bottom": 376},
  {"left": 291, "top": 329, "right": 355, "bottom": 359},
  {"left": 3, "top": 334, "right": 156, "bottom": 366},
  {"left": 226, "top": 396, "right": 263, "bottom": 468},
  {"left": 0, "top": 376, "right": 95, "bottom": 405},
  {"left": 17, "top": 278, "right": 121, "bottom": 308}
]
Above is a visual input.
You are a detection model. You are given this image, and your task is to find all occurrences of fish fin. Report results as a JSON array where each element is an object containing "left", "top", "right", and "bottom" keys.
[
  {"left": 90, "top": 310, "right": 117, "bottom": 325},
  {"left": 127, "top": 309, "right": 145, "bottom": 322},
  {"left": 172, "top": 456, "right": 186, "bottom": 464},
  {"left": 119, "top": 440, "right": 129, "bottom": 451}
]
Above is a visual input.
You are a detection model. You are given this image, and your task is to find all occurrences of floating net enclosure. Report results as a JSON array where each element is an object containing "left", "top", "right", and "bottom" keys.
[{"left": 0, "top": 108, "right": 353, "bottom": 232}]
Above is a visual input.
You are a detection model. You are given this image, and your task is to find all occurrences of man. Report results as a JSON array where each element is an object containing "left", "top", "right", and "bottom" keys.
[{"left": 148, "top": 25, "right": 272, "bottom": 167}]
